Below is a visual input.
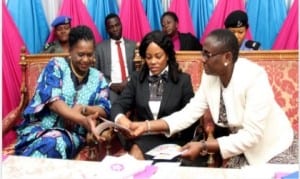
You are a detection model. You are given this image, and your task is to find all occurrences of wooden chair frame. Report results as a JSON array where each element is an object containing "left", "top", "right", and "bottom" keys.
[{"left": 3, "top": 48, "right": 69, "bottom": 135}]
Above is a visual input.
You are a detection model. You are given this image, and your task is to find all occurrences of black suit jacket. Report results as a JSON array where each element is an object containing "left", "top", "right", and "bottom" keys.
[
  {"left": 111, "top": 71, "right": 198, "bottom": 155},
  {"left": 178, "top": 32, "right": 202, "bottom": 50},
  {"left": 95, "top": 38, "right": 136, "bottom": 103}
]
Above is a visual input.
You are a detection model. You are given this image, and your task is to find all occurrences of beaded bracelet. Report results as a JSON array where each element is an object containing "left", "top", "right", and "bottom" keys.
[
  {"left": 145, "top": 120, "right": 151, "bottom": 134},
  {"left": 199, "top": 140, "right": 208, "bottom": 156}
]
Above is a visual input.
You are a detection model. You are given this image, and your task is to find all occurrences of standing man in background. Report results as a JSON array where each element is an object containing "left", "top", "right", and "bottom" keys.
[
  {"left": 42, "top": 15, "right": 72, "bottom": 53},
  {"left": 95, "top": 13, "right": 136, "bottom": 104}
]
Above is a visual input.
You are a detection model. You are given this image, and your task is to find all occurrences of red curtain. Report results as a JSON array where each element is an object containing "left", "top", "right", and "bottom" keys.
[
  {"left": 168, "top": 0, "right": 196, "bottom": 35},
  {"left": 119, "top": 0, "right": 151, "bottom": 42}
]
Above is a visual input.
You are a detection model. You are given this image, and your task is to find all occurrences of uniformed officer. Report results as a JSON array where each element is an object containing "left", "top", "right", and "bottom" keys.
[
  {"left": 224, "top": 10, "right": 261, "bottom": 50},
  {"left": 43, "top": 15, "right": 72, "bottom": 53}
]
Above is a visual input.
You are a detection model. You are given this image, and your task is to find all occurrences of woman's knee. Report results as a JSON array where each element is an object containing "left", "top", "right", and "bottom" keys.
[{"left": 129, "top": 144, "right": 145, "bottom": 160}]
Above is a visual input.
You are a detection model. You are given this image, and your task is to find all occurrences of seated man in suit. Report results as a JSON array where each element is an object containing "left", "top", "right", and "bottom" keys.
[
  {"left": 43, "top": 15, "right": 72, "bottom": 53},
  {"left": 95, "top": 13, "right": 136, "bottom": 104},
  {"left": 224, "top": 10, "right": 261, "bottom": 50}
]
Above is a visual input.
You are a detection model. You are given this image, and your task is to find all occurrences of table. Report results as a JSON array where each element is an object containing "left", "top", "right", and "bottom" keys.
[{"left": 2, "top": 155, "right": 298, "bottom": 179}]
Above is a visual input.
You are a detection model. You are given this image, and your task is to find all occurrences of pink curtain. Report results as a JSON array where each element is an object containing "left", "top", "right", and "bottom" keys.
[
  {"left": 200, "top": 0, "right": 252, "bottom": 43},
  {"left": 168, "top": 0, "right": 196, "bottom": 35},
  {"left": 2, "top": 2, "right": 27, "bottom": 147},
  {"left": 272, "top": 0, "right": 298, "bottom": 49},
  {"left": 47, "top": 0, "right": 102, "bottom": 43},
  {"left": 119, "top": 0, "right": 151, "bottom": 42}
]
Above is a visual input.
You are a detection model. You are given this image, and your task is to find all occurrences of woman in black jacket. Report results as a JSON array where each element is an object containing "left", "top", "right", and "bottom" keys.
[
  {"left": 161, "top": 11, "right": 202, "bottom": 51},
  {"left": 111, "top": 30, "right": 198, "bottom": 160}
]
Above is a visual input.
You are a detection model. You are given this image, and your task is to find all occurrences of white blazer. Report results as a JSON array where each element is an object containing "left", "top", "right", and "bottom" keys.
[{"left": 164, "top": 58, "right": 293, "bottom": 165}]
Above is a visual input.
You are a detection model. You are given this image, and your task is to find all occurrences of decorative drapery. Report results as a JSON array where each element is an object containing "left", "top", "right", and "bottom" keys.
[
  {"left": 119, "top": 0, "right": 151, "bottom": 42},
  {"left": 4, "top": 0, "right": 296, "bottom": 51},
  {"left": 47, "top": 0, "right": 102, "bottom": 43},
  {"left": 189, "top": 0, "right": 214, "bottom": 39},
  {"left": 246, "top": 0, "right": 287, "bottom": 49},
  {"left": 272, "top": 0, "right": 298, "bottom": 49},
  {"left": 142, "top": 0, "right": 163, "bottom": 31},
  {"left": 7, "top": 0, "right": 50, "bottom": 53},
  {"left": 2, "top": 2, "right": 26, "bottom": 147},
  {"left": 200, "top": 0, "right": 251, "bottom": 43},
  {"left": 87, "top": 0, "right": 119, "bottom": 40},
  {"left": 168, "top": 0, "right": 196, "bottom": 35}
]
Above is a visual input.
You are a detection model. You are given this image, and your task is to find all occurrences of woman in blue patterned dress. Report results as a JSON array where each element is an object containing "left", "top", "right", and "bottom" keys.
[{"left": 14, "top": 25, "right": 111, "bottom": 159}]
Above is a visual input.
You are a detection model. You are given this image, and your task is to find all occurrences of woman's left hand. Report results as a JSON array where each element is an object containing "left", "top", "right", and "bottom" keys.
[
  {"left": 180, "top": 141, "right": 202, "bottom": 161},
  {"left": 85, "top": 112, "right": 106, "bottom": 142}
]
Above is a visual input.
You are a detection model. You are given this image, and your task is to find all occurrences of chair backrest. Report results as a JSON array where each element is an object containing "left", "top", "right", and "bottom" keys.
[
  {"left": 240, "top": 50, "right": 298, "bottom": 133},
  {"left": 175, "top": 51, "right": 203, "bottom": 91},
  {"left": 19, "top": 47, "right": 69, "bottom": 109}
]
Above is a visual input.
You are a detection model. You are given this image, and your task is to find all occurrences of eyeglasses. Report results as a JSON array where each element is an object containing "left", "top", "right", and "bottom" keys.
[{"left": 201, "top": 50, "right": 228, "bottom": 60}]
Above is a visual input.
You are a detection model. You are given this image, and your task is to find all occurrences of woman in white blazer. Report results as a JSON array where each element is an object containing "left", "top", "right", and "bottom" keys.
[{"left": 127, "top": 29, "right": 296, "bottom": 168}]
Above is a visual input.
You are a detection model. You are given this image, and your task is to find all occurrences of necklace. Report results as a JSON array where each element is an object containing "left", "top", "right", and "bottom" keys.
[{"left": 70, "top": 61, "right": 86, "bottom": 81}]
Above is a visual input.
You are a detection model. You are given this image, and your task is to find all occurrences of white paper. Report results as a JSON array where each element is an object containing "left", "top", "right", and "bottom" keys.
[
  {"left": 98, "top": 154, "right": 152, "bottom": 179},
  {"left": 146, "top": 144, "right": 182, "bottom": 160},
  {"left": 96, "top": 117, "right": 130, "bottom": 135}
]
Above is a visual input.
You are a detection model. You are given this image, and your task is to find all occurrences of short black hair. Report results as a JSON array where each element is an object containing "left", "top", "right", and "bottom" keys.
[
  {"left": 105, "top": 13, "right": 120, "bottom": 27},
  {"left": 160, "top": 11, "right": 179, "bottom": 24},
  {"left": 69, "top": 25, "right": 95, "bottom": 50},
  {"left": 207, "top": 29, "right": 239, "bottom": 63}
]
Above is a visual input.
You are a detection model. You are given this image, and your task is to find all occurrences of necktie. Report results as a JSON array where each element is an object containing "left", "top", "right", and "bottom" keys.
[
  {"left": 148, "top": 71, "right": 168, "bottom": 101},
  {"left": 218, "top": 88, "right": 228, "bottom": 125},
  {"left": 116, "top": 41, "right": 126, "bottom": 81}
]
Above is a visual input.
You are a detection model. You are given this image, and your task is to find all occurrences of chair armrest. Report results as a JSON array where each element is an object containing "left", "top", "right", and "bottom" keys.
[
  {"left": 3, "top": 108, "right": 23, "bottom": 135},
  {"left": 3, "top": 87, "right": 28, "bottom": 135}
]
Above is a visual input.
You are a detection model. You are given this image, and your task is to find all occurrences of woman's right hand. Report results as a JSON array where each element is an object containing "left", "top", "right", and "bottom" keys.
[
  {"left": 115, "top": 115, "right": 135, "bottom": 138},
  {"left": 180, "top": 141, "right": 202, "bottom": 161},
  {"left": 129, "top": 121, "right": 147, "bottom": 137},
  {"left": 115, "top": 115, "right": 131, "bottom": 128}
]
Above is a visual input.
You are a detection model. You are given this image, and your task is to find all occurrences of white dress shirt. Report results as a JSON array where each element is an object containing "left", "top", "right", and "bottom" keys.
[{"left": 110, "top": 38, "right": 128, "bottom": 83}]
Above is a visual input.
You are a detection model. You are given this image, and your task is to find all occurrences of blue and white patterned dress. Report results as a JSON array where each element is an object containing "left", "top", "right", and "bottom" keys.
[{"left": 15, "top": 57, "right": 111, "bottom": 159}]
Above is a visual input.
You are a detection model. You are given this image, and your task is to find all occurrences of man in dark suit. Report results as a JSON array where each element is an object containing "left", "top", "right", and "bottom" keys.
[{"left": 95, "top": 13, "right": 136, "bottom": 104}]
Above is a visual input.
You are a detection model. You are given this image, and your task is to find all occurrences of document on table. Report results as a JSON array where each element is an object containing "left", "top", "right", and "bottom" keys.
[
  {"left": 146, "top": 144, "right": 183, "bottom": 160},
  {"left": 98, "top": 154, "right": 153, "bottom": 179}
]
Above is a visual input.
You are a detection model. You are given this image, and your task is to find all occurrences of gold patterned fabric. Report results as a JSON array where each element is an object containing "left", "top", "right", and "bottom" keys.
[{"left": 218, "top": 89, "right": 228, "bottom": 125}]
